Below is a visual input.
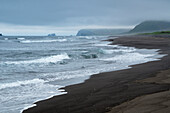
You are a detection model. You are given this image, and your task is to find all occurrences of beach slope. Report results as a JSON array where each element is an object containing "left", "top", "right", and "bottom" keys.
[{"left": 23, "top": 35, "right": 170, "bottom": 113}]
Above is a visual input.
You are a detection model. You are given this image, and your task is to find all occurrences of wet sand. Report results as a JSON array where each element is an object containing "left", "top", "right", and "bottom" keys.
[{"left": 23, "top": 35, "right": 170, "bottom": 113}]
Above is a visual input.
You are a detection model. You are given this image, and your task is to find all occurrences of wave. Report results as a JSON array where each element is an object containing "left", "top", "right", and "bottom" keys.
[
  {"left": 112, "top": 48, "right": 136, "bottom": 53},
  {"left": 99, "top": 48, "right": 114, "bottom": 54},
  {"left": 80, "top": 48, "right": 135, "bottom": 59},
  {"left": 77, "top": 36, "right": 97, "bottom": 39},
  {"left": 0, "top": 79, "right": 46, "bottom": 90},
  {"left": 20, "top": 39, "right": 67, "bottom": 43},
  {"left": 17, "top": 38, "right": 25, "bottom": 40},
  {"left": 81, "top": 53, "right": 98, "bottom": 59},
  {"left": 98, "top": 47, "right": 136, "bottom": 55},
  {"left": 4, "top": 38, "right": 8, "bottom": 40},
  {"left": 94, "top": 43, "right": 136, "bottom": 53},
  {"left": 3, "top": 53, "right": 70, "bottom": 65},
  {"left": 100, "top": 53, "right": 155, "bottom": 62},
  {"left": 41, "top": 69, "right": 98, "bottom": 81}
]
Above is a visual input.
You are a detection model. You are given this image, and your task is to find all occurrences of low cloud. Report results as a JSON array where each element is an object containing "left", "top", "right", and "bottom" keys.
[
  {"left": 0, "top": 23, "right": 133, "bottom": 36},
  {"left": 0, "top": 0, "right": 170, "bottom": 35}
]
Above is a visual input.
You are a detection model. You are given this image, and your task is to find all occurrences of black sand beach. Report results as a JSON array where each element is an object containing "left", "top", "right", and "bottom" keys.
[{"left": 23, "top": 35, "right": 170, "bottom": 113}]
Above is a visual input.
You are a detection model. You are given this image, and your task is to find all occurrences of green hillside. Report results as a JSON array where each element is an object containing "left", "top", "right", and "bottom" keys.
[
  {"left": 141, "top": 31, "right": 170, "bottom": 35},
  {"left": 129, "top": 21, "right": 170, "bottom": 33},
  {"left": 76, "top": 29, "right": 130, "bottom": 36}
]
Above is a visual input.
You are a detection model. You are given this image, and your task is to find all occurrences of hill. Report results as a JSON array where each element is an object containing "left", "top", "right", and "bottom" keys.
[
  {"left": 76, "top": 29, "right": 130, "bottom": 36},
  {"left": 141, "top": 31, "right": 170, "bottom": 35},
  {"left": 129, "top": 20, "right": 170, "bottom": 33}
]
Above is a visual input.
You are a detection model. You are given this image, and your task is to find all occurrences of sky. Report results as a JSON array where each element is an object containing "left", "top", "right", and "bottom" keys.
[{"left": 0, "top": 0, "right": 170, "bottom": 36}]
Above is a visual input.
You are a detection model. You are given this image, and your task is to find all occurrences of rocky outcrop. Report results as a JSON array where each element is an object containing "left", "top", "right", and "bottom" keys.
[{"left": 48, "top": 33, "right": 56, "bottom": 36}]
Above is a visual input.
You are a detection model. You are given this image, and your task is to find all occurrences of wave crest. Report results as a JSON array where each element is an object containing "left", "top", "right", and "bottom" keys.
[
  {"left": 100, "top": 53, "right": 154, "bottom": 62},
  {"left": 0, "top": 79, "right": 46, "bottom": 90},
  {"left": 20, "top": 39, "right": 67, "bottom": 43},
  {"left": 3, "top": 53, "right": 70, "bottom": 65}
]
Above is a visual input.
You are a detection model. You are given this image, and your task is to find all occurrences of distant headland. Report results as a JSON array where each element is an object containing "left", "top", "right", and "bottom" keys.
[
  {"left": 76, "top": 29, "right": 130, "bottom": 36},
  {"left": 129, "top": 20, "right": 170, "bottom": 34},
  {"left": 76, "top": 20, "right": 170, "bottom": 36}
]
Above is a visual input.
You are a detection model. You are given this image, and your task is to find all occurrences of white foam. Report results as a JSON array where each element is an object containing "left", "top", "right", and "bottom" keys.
[
  {"left": 4, "top": 38, "right": 8, "bottom": 40},
  {"left": 42, "top": 69, "right": 98, "bottom": 81},
  {"left": 100, "top": 53, "right": 155, "bottom": 63},
  {"left": 112, "top": 48, "right": 136, "bottom": 53},
  {"left": 20, "top": 39, "right": 67, "bottom": 43},
  {"left": 3, "top": 53, "right": 70, "bottom": 65},
  {"left": 94, "top": 43, "right": 118, "bottom": 47},
  {"left": 99, "top": 48, "right": 114, "bottom": 54},
  {"left": 56, "top": 39, "right": 67, "bottom": 42},
  {"left": 0, "top": 79, "right": 46, "bottom": 90},
  {"left": 78, "top": 36, "right": 96, "bottom": 39},
  {"left": 20, "top": 104, "right": 36, "bottom": 113},
  {"left": 99, "top": 47, "right": 136, "bottom": 55},
  {"left": 20, "top": 89, "right": 67, "bottom": 113},
  {"left": 17, "top": 38, "right": 25, "bottom": 40}
]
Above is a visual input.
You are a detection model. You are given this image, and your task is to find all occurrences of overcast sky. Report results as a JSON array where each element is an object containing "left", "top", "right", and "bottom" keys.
[{"left": 0, "top": 0, "right": 170, "bottom": 35}]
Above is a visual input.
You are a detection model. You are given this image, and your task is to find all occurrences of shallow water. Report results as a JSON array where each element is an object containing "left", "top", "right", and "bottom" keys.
[{"left": 0, "top": 36, "right": 164, "bottom": 113}]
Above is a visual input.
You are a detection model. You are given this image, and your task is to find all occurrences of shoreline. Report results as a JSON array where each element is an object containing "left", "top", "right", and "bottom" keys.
[{"left": 23, "top": 35, "right": 170, "bottom": 113}]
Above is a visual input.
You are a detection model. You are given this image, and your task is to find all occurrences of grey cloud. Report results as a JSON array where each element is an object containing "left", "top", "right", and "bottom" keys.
[{"left": 0, "top": 0, "right": 170, "bottom": 26}]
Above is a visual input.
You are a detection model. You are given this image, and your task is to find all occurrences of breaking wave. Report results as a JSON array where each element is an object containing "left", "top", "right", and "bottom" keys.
[
  {"left": 100, "top": 53, "right": 155, "bottom": 63},
  {"left": 3, "top": 53, "right": 70, "bottom": 65},
  {"left": 17, "top": 38, "right": 25, "bottom": 40},
  {"left": 20, "top": 39, "right": 67, "bottom": 43},
  {"left": 0, "top": 79, "right": 46, "bottom": 90}
]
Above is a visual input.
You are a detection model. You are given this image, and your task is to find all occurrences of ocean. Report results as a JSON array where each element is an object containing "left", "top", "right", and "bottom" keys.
[{"left": 0, "top": 36, "right": 164, "bottom": 113}]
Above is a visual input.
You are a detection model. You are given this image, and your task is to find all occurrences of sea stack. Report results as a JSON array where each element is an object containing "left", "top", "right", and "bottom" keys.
[
  {"left": 48, "top": 33, "right": 56, "bottom": 36},
  {"left": 0, "top": 33, "right": 2, "bottom": 36}
]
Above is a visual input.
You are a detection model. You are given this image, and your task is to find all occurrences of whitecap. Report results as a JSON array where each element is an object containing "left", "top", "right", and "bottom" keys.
[
  {"left": 0, "top": 79, "right": 46, "bottom": 90},
  {"left": 4, "top": 38, "right": 8, "bottom": 40},
  {"left": 100, "top": 53, "right": 156, "bottom": 63},
  {"left": 20, "top": 39, "right": 67, "bottom": 43},
  {"left": 77, "top": 36, "right": 96, "bottom": 39},
  {"left": 112, "top": 47, "right": 136, "bottom": 53},
  {"left": 99, "top": 48, "right": 114, "bottom": 54},
  {"left": 41, "top": 69, "right": 98, "bottom": 81},
  {"left": 56, "top": 39, "right": 67, "bottom": 42},
  {"left": 94, "top": 43, "right": 118, "bottom": 47},
  {"left": 17, "top": 38, "right": 25, "bottom": 40},
  {"left": 3, "top": 53, "right": 70, "bottom": 65}
]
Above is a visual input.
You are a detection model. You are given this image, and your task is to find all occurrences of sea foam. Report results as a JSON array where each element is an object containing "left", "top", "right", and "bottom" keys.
[
  {"left": 20, "top": 39, "right": 67, "bottom": 43},
  {"left": 0, "top": 79, "right": 46, "bottom": 90},
  {"left": 100, "top": 53, "right": 155, "bottom": 63},
  {"left": 17, "top": 38, "right": 25, "bottom": 40},
  {"left": 4, "top": 38, "right": 8, "bottom": 40}
]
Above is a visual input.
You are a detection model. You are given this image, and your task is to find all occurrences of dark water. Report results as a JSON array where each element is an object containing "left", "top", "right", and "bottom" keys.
[{"left": 0, "top": 36, "right": 164, "bottom": 113}]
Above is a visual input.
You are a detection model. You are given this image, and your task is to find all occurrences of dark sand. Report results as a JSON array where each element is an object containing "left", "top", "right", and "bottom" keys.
[
  {"left": 23, "top": 35, "right": 170, "bottom": 113},
  {"left": 107, "top": 69, "right": 170, "bottom": 113}
]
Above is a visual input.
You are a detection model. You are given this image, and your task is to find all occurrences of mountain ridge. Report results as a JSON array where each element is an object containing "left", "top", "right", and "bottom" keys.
[{"left": 129, "top": 20, "right": 170, "bottom": 33}]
